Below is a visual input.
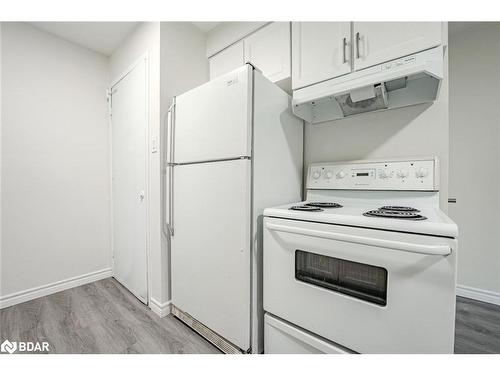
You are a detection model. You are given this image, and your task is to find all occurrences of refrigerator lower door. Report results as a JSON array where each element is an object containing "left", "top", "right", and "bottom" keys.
[
  {"left": 171, "top": 159, "right": 252, "bottom": 351},
  {"left": 173, "top": 65, "right": 253, "bottom": 164}
]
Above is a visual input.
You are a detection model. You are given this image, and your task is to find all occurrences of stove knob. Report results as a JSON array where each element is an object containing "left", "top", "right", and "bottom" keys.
[
  {"left": 336, "top": 171, "right": 346, "bottom": 179},
  {"left": 312, "top": 170, "right": 321, "bottom": 179},
  {"left": 415, "top": 167, "right": 429, "bottom": 178},
  {"left": 324, "top": 171, "right": 333, "bottom": 179},
  {"left": 397, "top": 169, "right": 409, "bottom": 178}
]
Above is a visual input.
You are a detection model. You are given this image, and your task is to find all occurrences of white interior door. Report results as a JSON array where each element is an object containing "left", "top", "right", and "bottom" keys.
[
  {"left": 111, "top": 58, "right": 148, "bottom": 303},
  {"left": 171, "top": 159, "right": 252, "bottom": 350}
]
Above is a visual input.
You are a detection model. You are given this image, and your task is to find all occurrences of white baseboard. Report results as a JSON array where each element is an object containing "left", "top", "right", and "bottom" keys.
[
  {"left": 457, "top": 284, "right": 500, "bottom": 306},
  {"left": 150, "top": 298, "right": 172, "bottom": 318},
  {"left": 0, "top": 268, "right": 113, "bottom": 309}
]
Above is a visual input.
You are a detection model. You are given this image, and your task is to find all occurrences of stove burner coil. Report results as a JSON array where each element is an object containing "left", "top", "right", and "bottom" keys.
[
  {"left": 379, "top": 206, "right": 420, "bottom": 212},
  {"left": 289, "top": 205, "right": 323, "bottom": 212},
  {"left": 363, "top": 209, "right": 427, "bottom": 221},
  {"left": 305, "top": 202, "right": 343, "bottom": 209}
]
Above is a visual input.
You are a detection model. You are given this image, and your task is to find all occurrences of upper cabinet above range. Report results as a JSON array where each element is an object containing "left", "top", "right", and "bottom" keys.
[
  {"left": 208, "top": 22, "right": 291, "bottom": 87},
  {"left": 352, "top": 22, "right": 442, "bottom": 71},
  {"left": 292, "top": 22, "right": 351, "bottom": 90},
  {"left": 291, "top": 22, "right": 443, "bottom": 89},
  {"left": 208, "top": 22, "right": 444, "bottom": 95}
]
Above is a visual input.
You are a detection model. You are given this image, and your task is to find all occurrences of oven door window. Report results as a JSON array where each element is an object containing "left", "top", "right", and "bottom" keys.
[{"left": 295, "top": 250, "right": 388, "bottom": 306}]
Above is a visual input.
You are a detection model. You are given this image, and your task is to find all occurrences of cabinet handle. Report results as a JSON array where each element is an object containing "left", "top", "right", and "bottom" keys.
[
  {"left": 355, "top": 32, "right": 361, "bottom": 59},
  {"left": 342, "top": 37, "right": 348, "bottom": 64}
]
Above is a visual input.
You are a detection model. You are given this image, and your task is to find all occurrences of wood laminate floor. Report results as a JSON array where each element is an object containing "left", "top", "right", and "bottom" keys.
[
  {"left": 454, "top": 296, "right": 500, "bottom": 354},
  {"left": 0, "top": 278, "right": 220, "bottom": 354},
  {"left": 1, "top": 279, "right": 499, "bottom": 354}
]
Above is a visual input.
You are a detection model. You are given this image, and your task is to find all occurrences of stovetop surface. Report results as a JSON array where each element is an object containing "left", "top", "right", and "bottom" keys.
[{"left": 265, "top": 200, "right": 458, "bottom": 238}]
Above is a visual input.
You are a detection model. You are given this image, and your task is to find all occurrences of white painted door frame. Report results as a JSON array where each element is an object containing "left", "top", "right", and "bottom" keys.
[{"left": 108, "top": 53, "right": 151, "bottom": 305}]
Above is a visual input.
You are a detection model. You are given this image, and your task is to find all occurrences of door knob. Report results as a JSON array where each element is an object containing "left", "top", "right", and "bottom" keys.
[{"left": 139, "top": 190, "right": 145, "bottom": 201}]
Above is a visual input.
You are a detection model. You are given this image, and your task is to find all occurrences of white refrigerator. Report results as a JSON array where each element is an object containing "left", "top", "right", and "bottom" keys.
[{"left": 166, "top": 64, "right": 303, "bottom": 353}]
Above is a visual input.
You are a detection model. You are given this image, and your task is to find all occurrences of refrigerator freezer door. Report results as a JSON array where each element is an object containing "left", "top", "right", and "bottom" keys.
[
  {"left": 173, "top": 65, "right": 252, "bottom": 164},
  {"left": 171, "top": 159, "right": 252, "bottom": 351}
]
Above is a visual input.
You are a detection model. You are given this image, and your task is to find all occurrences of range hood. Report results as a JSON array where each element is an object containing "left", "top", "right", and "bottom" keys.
[{"left": 292, "top": 46, "right": 444, "bottom": 124}]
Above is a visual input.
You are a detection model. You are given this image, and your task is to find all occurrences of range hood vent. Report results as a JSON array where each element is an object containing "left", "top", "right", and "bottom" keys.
[
  {"left": 293, "top": 46, "right": 444, "bottom": 124},
  {"left": 336, "top": 84, "right": 388, "bottom": 116}
]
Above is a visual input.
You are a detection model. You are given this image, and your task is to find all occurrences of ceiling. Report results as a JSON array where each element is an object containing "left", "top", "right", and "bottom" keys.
[
  {"left": 192, "top": 22, "right": 220, "bottom": 33},
  {"left": 29, "top": 22, "right": 139, "bottom": 56},
  {"left": 28, "top": 22, "right": 219, "bottom": 56}
]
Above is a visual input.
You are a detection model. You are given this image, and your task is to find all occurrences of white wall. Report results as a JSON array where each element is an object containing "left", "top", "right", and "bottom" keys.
[
  {"left": 160, "top": 22, "right": 208, "bottom": 305},
  {"left": 109, "top": 22, "right": 162, "bottom": 310},
  {"left": 0, "top": 23, "right": 111, "bottom": 307},
  {"left": 449, "top": 23, "right": 500, "bottom": 301},
  {"left": 304, "top": 25, "right": 450, "bottom": 211},
  {"left": 109, "top": 23, "right": 159, "bottom": 83}
]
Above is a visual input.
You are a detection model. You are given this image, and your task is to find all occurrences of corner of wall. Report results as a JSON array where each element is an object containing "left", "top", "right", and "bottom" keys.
[{"left": 1, "top": 23, "right": 112, "bottom": 305}]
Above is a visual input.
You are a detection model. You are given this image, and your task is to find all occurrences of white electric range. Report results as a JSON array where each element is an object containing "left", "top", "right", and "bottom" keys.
[{"left": 263, "top": 157, "right": 458, "bottom": 354}]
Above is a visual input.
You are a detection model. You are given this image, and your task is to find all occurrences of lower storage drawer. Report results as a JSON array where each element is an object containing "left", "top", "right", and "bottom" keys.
[{"left": 264, "top": 313, "right": 354, "bottom": 354}]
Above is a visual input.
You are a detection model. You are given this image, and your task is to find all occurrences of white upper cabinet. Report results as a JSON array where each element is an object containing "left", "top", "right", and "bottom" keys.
[
  {"left": 244, "top": 22, "right": 291, "bottom": 83},
  {"left": 209, "top": 41, "right": 244, "bottom": 79},
  {"left": 209, "top": 23, "right": 291, "bottom": 84},
  {"left": 353, "top": 22, "right": 442, "bottom": 71},
  {"left": 292, "top": 22, "right": 351, "bottom": 90}
]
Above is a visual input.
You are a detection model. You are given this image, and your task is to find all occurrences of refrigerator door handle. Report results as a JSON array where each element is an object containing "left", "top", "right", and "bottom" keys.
[
  {"left": 168, "top": 164, "right": 175, "bottom": 236},
  {"left": 167, "top": 97, "right": 176, "bottom": 164},
  {"left": 165, "top": 98, "right": 176, "bottom": 237}
]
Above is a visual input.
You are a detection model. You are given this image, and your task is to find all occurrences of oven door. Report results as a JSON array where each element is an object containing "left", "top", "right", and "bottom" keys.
[{"left": 263, "top": 217, "right": 457, "bottom": 354}]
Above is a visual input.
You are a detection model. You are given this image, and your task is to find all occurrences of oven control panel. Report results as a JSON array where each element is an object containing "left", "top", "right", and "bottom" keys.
[{"left": 307, "top": 158, "right": 438, "bottom": 191}]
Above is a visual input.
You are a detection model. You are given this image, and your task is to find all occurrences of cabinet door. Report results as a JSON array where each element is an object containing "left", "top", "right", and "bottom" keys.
[
  {"left": 244, "top": 22, "right": 291, "bottom": 83},
  {"left": 353, "top": 22, "right": 442, "bottom": 71},
  {"left": 209, "top": 40, "right": 244, "bottom": 79},
  {"left": 292, "top": 22, "right": 351, "bottom": 90}
]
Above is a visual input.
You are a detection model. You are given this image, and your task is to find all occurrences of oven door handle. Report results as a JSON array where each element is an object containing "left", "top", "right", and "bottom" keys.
[{"left": 266, "top": 223, "right": 452, "bottom": 256}]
